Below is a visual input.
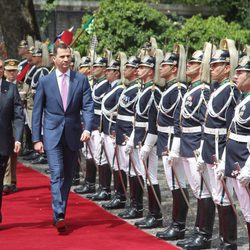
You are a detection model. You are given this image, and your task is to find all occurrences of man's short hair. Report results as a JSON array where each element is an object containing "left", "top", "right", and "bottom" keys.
[{"left": 53, "top": 42, "right": 70, "bottom": 55}]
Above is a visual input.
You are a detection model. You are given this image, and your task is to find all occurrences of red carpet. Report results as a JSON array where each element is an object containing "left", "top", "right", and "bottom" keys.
[{"left": 1, "top": 163, "right": 179, "bottom": 250}]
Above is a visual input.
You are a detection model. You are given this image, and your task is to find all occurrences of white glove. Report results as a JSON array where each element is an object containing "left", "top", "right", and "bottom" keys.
[
  {"left": 140, "top": 133, "right": 158, "bottom": 160},
  {"left": 214, "top": 149, "right": 226, "bottom": 180},
  {"left": 168, "top": 137, "right": 180, "bottom": 161},
  {"left": 237, "top": 158, "right": 250, "bottom": 186},
  {"left": 196, "top": 140, "right": 205, "bottom": 174},
  {"left": 215, "top": 160, "right": 225, "bottom": 180},
  {"left": 125, "top": 130, "right": 134, "bottom": 155}
]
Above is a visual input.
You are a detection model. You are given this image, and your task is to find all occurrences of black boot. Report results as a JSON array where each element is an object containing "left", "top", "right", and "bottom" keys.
[
  {"left": 135, "top": 184, "right": 162, "bottom": 229},
  {"left": 183, "top": 198, "right": 215, "bottom": 250},
  {"left": 102, "top": 170, "right": 127, "bottom": 209},
  {"left": 217, "top": 205, "right": 237, "bottom": 250},
  {"left": 92, "top": 164, "right": 111, "bottom": 201},
  {"left": 74, "top": 159, "right": 96, "bottom": 194},
  {"left": 87, "top": 165, "right": 102, "bottom": 199},
  {"left": 119, "top": 176, "right": 143, "bottom": 219},
  {"left": 177, "top": 198, "right": 201, "bottom": 248},
  {"left": 156, "top": 188, "right": 188, "bottom": 240}
]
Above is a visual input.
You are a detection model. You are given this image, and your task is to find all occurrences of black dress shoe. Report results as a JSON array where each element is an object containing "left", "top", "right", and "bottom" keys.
[
  {"left": 135, "top": 214, "right": 163, "bottom": 229},
  {"left": 31, "top": 155, "right": 48, "bottom": 164},
  {"left": 45, "top": 169, "right": 51, "bottom": 174},
  {"left": 118, "top": 207, "right": 143, "bottom": 219},
  {"left": 183, "top": 234, "right": 212, "bottom": 250},
  {"left": 102, "top": 194, "right": 126, "bottom": 210},
  {"left": 55, "top": 218, "right": 66, "bottom": 232},
  {"left": 74, "top": 183, "right": 95, "bottom": 194},
  {"left": 19, "top": 148, "right": 33, "bottom": 157},
  {"left": 91, "top": 189, "right": 111, "bottom": 201},
  {"left": 23, "top": 151, "right": 39, "bottom": 161},
  {"left": 86, "top": 186, "right": 102, "bottom": 199},
  {"left": 3, "top": 184, "right": 18, "bottom": 195},
  {"left": 156, "top": 223, "right": 186, "bottom": 241},
  {"left": 72, "top": 177, "right": 80, "bottom": 186}
]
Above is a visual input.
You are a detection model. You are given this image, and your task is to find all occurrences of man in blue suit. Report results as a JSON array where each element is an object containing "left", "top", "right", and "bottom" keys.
[{"left": 32, "top": 43, "right": 94, "bottom": 232}]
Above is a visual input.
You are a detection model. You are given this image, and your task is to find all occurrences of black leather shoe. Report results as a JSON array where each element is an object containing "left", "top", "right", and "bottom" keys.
[
  {"left": 184, "top": 234, "right": 212, "bottom": 250},
  {"left": 3, "top": 185, "right": 17, "bottom": 195},
  {"left": 86, "top": 186, "right": 102, "bottom": 199},
  {"left": 118, "top": 207, "right": 143, "bottom": 219},
  {"left": 72, "top": 177, "right": 80, "bottom": 186},
  {"left": 23, "top": 151, "right": 39, "bottom": 161},
  {"left": 156, "top": 223, "right": 185, "bottom": 241},
  {"left": 55, "top": 217, "right": 66, "bottom": 232},
  {"left": 102, "top": 194, "right": 126, "bottom": 210},
  {"left": 45, "top": 169, "right": 51, "bottom": 174},
  {"left": 19, "top": 148, "right": 33, "bottom": 157},
  {"left": 91, "top": 189, "right": 111, "bottom": 201},
  {"left": 74, "top": 183, "right": 95, "bottom": 194},
  {"left": 31, "top": 155, "right": 48, "bottom": 164},
  {"left": 135, "top": 214, "right": 163, "bottom": 229},
  {"left": 177, "top": 235, "right": 198, "bottom": 248}
]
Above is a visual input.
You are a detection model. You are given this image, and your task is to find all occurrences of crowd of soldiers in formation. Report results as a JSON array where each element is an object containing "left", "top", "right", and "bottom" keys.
[{"left": 5, "top": 35, "right": 250, "bottom": 249}]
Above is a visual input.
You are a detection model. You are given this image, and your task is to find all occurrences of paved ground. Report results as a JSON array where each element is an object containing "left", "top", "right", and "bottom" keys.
[{"left": 19, "top": 156, "right": 249, "bottom": 250}]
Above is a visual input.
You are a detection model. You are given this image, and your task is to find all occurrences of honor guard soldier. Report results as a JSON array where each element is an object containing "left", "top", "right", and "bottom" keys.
[
  {"left": 92, "top": 55, "right": 124, "bottom": 202},
  {"left": 126, "top": 52, "right": 163, "bottom": 229},
  {"left": 74, "top": 56, "right": 109, "bottom": 195},
  {"left": 155, "top": 44, "right": 188, "bottom": 240},
  {"left": 176, "top": 43, "right": 215, "bottom": 249},
  {"left": 78, "top": 56, "right": 93, "bottom": 85},
  {"left": 117, "top": 56, "right": 144, "bottom": 217},
  {"left": 196, "top": 39, "right": 240, "bottom": 249},
  {"left": 28, "top": 41, "right": 50, "bottom": 164},
  {"left": 222, "top": 56, "right": 250, "bottom": 249},
  {"left": 104, "top": 55, "right": 140, "bottom": 210}
]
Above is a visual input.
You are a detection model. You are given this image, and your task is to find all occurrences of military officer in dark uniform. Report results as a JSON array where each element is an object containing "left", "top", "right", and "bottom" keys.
[
  {"left": 0, "top": 57, "right": 24, "bottom": 223},
  {"left": 155, "top": 44, "right": 188, "bottom": 241},
  {"left": 126, "top": 54, "right": 163, "bottom": 229},
  {"left": 93, "top": 56, "right": 124, "bottom": 203},
  {"left": 176, "top": 43, "right": 215, "bottom": 249},
  {"left": 196, "top": 39, "right": 240, "bottom": 249},
  {"left": 223, "top": 56, "right": 250, "bottom": 249},
  {"left": 74, "top": 56, "right": 109, "bottom": 195}
]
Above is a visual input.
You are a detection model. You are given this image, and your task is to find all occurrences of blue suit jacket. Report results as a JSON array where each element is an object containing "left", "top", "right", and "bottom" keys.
[{"left": 32, "top": 70, "right": 94, "bottom": 151}]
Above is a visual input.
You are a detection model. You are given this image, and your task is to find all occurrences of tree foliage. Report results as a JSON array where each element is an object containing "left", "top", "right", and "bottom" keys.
[{"left": 74, "top": 0, "right": 250, "bottom": 57}]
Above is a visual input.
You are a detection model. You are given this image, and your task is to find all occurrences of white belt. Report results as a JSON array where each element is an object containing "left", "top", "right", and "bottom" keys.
[
  {"left": 135, "top": 121, "right": 148, "bottom": 128},
  {"left": 229, "top": 132, "right": 250, "bottom": 143},
  {"left": 94, "top": 109, "right": 101, "bottom": 115},
  {"left": 182, "top": 126, "right": 202, "bottom": 133},
  {"left": 204, "top": 126, "right": 227, "bottom": 135},
  {"left": 117, "top": 114, "right": 134, "bottom": 122},
  {"left": 157, "top": 125, "right": 174, "bottom": 134}
]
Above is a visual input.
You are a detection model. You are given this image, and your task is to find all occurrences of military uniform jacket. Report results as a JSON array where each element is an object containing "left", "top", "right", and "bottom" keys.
[
  {"left": 157, "top": 80, "right": 186, "bottom": 156},
  {"left": 31, "top": 66, "right": 50, "bottom": 92},
  {"left": 24, "top": 65, "right": 37, "bottom": 86},
  {"left": 92, "top": 76, "right": 109, "bottom": 130},
  {"left": 0, "top": 80, "right": 24, "bottom": 156},
  {"left": 134, "top": 81, "right": 161, "bottom": 147},
  {"left": 116, "top": 81, "right": 139, "bottom": 145},
  {"left": 180, "top": 80, "right": 210, "bottom": 157},
  {"left": 202, "top": 79, "right": 240, "bottom": 164},
  {"left": 225, "top": 93, "right": 250, "bottom": 177},
  {"left": 101, "top": 80, "right": 124, "bottom": 135}
]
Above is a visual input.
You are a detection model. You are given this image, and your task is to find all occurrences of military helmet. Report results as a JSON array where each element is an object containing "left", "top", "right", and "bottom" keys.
[
  {"left": 139, "top": 55, "right": 155, "bottom": 68},
  {"left": 125, "top": 56, "right": 140, "bottom": 68},
  {"left": 106, "top": 59, "right": 120, "bottom": 70},
  {"left": 93, "top": 57, "right": 108, "bottom": 67},
  {"left": 235, "top": 56, "right": 250, "bottom": 71},
  {"left": 210, "top": 50, "right": 230, "bottom": 64},
  {"left": 32, "top": 40, "right": 42, "bottom": 57},
  {"left": 79, "top": 56, "right": 91, "bottom": 68},
  {"left": 161, "top": 52, "right": 179, "bottom": 65},
  {"left": 189, "top": 50, "right": 204, "bottom": 63},
  {"left": 18, "top": 40, "right": 28, "bottom": 48}
]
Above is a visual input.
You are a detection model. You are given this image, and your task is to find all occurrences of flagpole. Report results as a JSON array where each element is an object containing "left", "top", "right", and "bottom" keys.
[{"left": 70, "top": 15, "right": 95, "bottom": 47}]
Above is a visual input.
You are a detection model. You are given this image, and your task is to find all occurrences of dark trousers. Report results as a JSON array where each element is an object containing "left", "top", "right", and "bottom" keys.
[
  {"left": 0, "top": 155, "right": 9, "bottom": 213},
  {"left": 46, "top": 134, "right": 78, "bottom": 222}
]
